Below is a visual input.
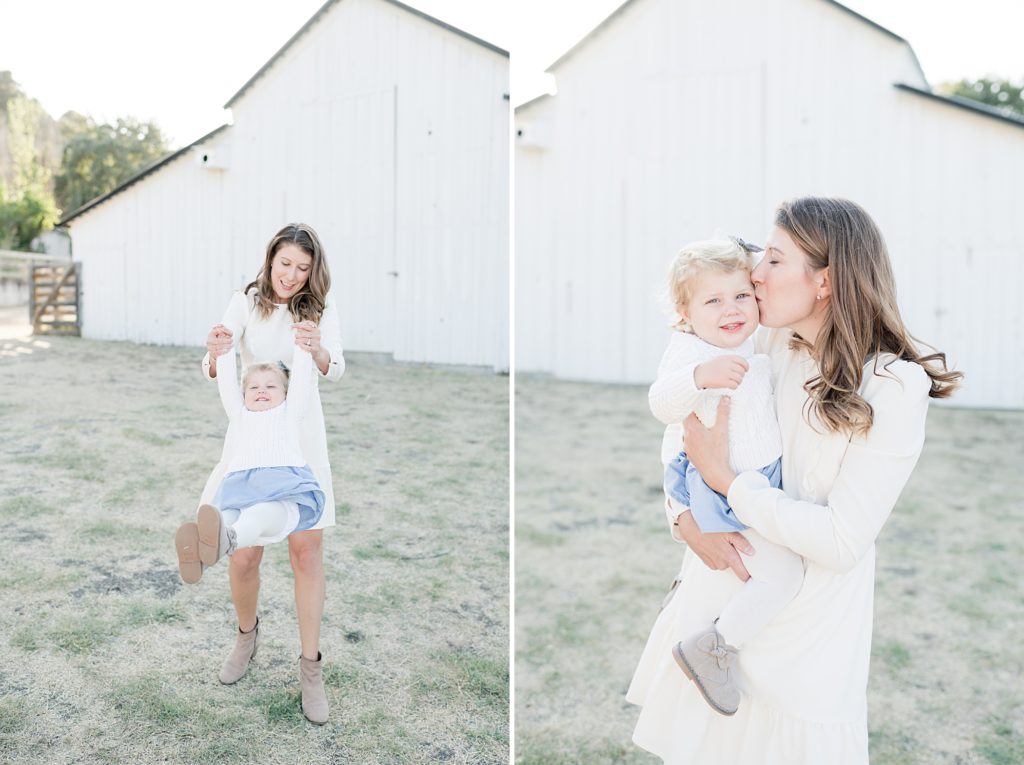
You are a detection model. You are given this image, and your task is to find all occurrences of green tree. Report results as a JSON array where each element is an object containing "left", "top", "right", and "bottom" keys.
[
  {"left": 6, "top": 94, "right": 52, "bottom": 196},
  {"left": 0, "top": 71, "right": 22, "bottom": 112},
  {"left": 0, "top": 183, "right": 58, "bottom": 250},
  {"left": 0, "top": 74, "right": 61, "bottom": 249},
  {"left": 937, "top": 77, "right": 1024, "bottom": 117},
  {"left": 54, "top": 116, "right": 169, "bottom": 214}
]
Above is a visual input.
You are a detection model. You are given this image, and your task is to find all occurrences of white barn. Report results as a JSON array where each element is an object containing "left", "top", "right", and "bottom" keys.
[
  {"left": 515, "top": 0, "right": 1024, "bottom": 408},
  {"left": 61, "top": 0, "right": 509, "bottom": 370}
]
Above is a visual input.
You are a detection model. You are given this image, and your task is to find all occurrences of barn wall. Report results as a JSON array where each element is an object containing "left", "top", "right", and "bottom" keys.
[
  {"left": 227, "top": 0, "right": 509, "bottom": 368},
  {"left": 393, "top": 9, "right": 509, "bottom": 367},
  {"left": 515, "top": 0, "right": 1020, "bottom": 408},
  {"left": 71, "top": 130, "right": 232, "bottom": 346}
]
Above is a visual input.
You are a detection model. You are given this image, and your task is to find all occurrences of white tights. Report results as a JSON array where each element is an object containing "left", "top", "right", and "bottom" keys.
[
  {"left": 221, "top": 501, "right": 299, "bottom": 550},
  {"left": 713, "top": 527, "right": 805, "bottom": 649}
]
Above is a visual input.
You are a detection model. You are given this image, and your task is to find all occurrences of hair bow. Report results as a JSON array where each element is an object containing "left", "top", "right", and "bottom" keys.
[{"left": 730, "top": 236, "right": 764, "bottom": 253}]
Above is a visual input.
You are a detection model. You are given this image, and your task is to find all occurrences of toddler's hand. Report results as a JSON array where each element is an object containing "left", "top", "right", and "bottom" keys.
[
  {"left": 694, "top": 355, "right": 749, "bottom": 389},
  {"left": 206, "top": 324, "right": 233, "bottom": 359}
]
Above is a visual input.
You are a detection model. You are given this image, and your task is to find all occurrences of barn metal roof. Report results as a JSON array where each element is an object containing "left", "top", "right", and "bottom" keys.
[
  {"left": 224, "top": 0, "right": 508, "bottom": 109},
  {"left": 895, "top": 83, "right": 1024, "bottom": 131},
  {"left": 515, "top": 92, "right": 551, "bottom": 112},
  {"left": 58, "top": 124, "right": 230, "bottom": 226}
]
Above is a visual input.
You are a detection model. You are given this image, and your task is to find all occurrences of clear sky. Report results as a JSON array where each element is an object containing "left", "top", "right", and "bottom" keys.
[
  {"left": 1, "top": 0, "right": 1021, "bottom": 145},
  {"left": 0, "top": 0, "right": 510, "bottom": 145}
]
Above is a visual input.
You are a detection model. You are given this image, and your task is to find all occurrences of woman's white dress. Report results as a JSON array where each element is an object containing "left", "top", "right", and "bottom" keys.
[
  {"left": 627, "top": 327, "right": 931, "bottom": 764},
  {"left": 199, "top": 289, "right": 345, "bottom": 531}
]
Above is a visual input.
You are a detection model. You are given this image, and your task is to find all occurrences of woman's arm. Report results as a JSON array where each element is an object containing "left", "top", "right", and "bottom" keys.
[
  {"left": 316, "top": 293, "right": 345, "bottom": 380},
  {"left": 203, "top": 291, "right": 250, "bottom": 381},
  {"left": 727, "top": 362, "right": 931, "bottom": 573},
  {"left": 291, "top": 293, "right": 345, "bottom": 379}
]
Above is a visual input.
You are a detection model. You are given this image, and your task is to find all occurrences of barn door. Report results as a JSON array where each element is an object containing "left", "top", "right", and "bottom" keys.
[{"left": 321, "top": 88, "right": 397, "bottom": 354}]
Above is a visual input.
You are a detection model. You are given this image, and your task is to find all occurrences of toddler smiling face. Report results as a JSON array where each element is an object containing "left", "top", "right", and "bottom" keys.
[
  {"left": 677, "top": 269, "right": 760, "bottom": 349},
  {"left": 242, "top": 365, "right": 288, "bottom": 411}
]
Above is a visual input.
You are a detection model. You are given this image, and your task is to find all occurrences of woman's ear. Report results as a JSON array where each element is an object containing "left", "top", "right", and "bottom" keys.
[{"left": 816, "top": 267, "right": 831, "bottom": 300}]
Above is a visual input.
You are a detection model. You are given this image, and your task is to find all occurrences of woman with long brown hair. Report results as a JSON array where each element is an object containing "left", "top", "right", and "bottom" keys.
[
  {"left": 627, "top": 197, "right": 961, "bottom": 763},
  {"left": 199, "top": 223, "right": 343, "bottom": 725}
]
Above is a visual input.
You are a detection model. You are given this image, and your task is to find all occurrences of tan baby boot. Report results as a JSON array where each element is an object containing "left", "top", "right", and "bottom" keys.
[
  {"left": 219, "top": 618, "right": 259, "bottom": 684},
  {"left": 672, "top": 625, "right": 740, "bottom": 716},
  {"left": 196, "top": 504, "right": 237, "bottom": 566},
  {"left": 299, "top": 652, "right": 329, "bottom": 724}
]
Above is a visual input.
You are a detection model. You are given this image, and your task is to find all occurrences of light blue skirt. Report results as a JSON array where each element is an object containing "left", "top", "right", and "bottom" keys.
[
  {"left": 665, "top": 453, "right": 782, "bottom": 533},
  {"left": 213, "top": 465, "right": 325, "bottom": 533}
]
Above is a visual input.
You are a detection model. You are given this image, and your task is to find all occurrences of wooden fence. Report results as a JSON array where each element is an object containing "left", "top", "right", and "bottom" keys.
[
  {"left": 0, "top": 250, "right": 80, "bottom": 335},
  {"left": 30, "top": 262, "right": 81, "bottom": 335}
]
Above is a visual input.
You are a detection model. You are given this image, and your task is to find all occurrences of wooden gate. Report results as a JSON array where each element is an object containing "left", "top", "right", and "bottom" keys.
[{"left": 31, "top": 262, "right": 81, "bottom": 335}]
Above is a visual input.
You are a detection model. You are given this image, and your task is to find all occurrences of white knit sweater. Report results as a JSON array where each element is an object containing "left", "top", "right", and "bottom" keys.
[
  {"left": 649, "top": 331, "right": 783, "bottom": 474},
  {"left": 217, "top": 342, "right": 314, "bottom": 473}
]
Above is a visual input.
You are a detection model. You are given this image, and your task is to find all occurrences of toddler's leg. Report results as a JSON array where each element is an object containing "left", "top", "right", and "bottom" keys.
[
  {"left": 221, "top": 508, "right": 241, "bottom": 526},
  {"left": 229, "top": 501, "right": 300, "bottom": 550},
  {"left": 672, "top": 529, "right": 801, "bottom": 716},
  {"left": 713, "top": 528, "right": 804, "bottom": 648}
]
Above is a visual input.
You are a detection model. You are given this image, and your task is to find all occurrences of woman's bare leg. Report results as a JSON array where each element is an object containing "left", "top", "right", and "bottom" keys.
[
  {"left": 228, "top": 546, "right": 264, "bottom": 632},
  {"left": 288, "top": 529, "right": 324, "bottom": 660}
]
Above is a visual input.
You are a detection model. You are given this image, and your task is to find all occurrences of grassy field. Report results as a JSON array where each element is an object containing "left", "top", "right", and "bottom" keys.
[
  {"left": 514, "top": 376, "right": 1024, "bottom": 765},
  {"left": 0, "top": 331, "right": 509, "bottom": 764}
]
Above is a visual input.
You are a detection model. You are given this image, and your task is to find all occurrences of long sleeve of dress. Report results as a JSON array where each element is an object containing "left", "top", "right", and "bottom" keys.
[
  {"left": 316, "top": 292, "right": 346, "bottom": 381},
  {"left": 648, "top": 332, "right": 702, "bottom": 425},
  {"left": 216, "top": 343, "right": 245, "bottom": 419},
  {"left": 202, "top": 291, "right": 251, "bottom": 381},
  {"left": 727, "top": 360, "right": 931, "bottom": 574},
  {"left": 286, "top": 344, "right": 315, "bottom": 420}
]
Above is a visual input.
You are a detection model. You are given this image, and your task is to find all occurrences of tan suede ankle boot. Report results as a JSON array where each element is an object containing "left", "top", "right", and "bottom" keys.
[
  {"left": 299, "top": 652, "right": 329, "bottom": 724},
  {"left": 672, "top": 625, "right": 740, "bottom": 716},
  {"left": 196, "top": 504, "right": 237, "bottom": 567},
  {"left": 219, "top": 618, "right": 259, "bottom": 685}
]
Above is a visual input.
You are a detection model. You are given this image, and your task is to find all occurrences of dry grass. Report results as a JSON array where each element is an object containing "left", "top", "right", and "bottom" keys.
[
  {"left": 514, "top": 376, "right": 1024, "bottom": 765},
  {"left": 0, "top": 331, "right": 508, "bottom": 765}
]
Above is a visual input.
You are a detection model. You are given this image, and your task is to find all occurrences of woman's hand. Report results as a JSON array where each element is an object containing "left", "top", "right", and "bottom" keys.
[
  {"left": 684, "top": 397, "right": 736, "bottom": 494},
  {"left": 292, "top": 321, "right": 331, "bottom": 375},
  {"left": 694, "top": 355, "right": 749, "bottom": 389},
  {"left": 206, "top": 324, "right": 233, "bottom": 359},
  {"left": 292, "top": 321, "right": 321, "bottom": 355},
  {"left": 674, "top": 508, "right": 753, "bottom": 581}
]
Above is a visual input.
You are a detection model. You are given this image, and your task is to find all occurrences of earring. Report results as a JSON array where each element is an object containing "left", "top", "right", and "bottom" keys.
[{"left": 816, "top": 293, "right": 822, "bottom": 301}]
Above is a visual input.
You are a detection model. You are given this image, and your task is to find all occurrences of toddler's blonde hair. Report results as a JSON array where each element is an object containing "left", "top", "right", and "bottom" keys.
[
  {"left": 667, "top": 238, "right": 754, "bottom": 332},
  {"left": 242, "top": 362, "right": 290, "bottom": 392}
]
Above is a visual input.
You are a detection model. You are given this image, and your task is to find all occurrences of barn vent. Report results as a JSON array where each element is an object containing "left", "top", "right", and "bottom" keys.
[{"left": 195, "top": 147, "right": 230, "bottom": 169}]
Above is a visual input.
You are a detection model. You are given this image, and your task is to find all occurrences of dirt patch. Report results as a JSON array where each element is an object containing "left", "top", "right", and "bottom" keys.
[
  {"left": 514, "top": 375, "right": 1024, "bottom": 765},
  {"left": 0, "top": 332, "right": 508, "bottom": 765}
]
